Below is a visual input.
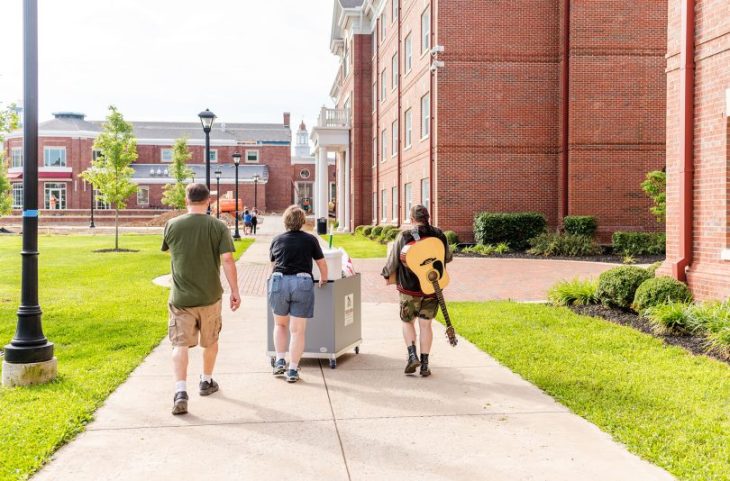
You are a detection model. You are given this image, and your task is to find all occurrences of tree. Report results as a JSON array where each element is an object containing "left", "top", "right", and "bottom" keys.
[
  {"left": 0, "top": 105, "right": 19, "bottom": 217},
  {"left": 641, "top": 170, "right": 666, "bottom": 223},
  {"left": 81, "top": 106, "right": 138, "bottom": 250},
  {"left": 162, "top": 137, "right": 193, "bottom": 210}
]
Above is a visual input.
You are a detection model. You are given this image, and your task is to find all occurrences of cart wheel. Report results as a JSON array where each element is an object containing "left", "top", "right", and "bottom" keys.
[
  {"left": 270, "top": 357, "right": 275, "bottom": 368},
  {"left": 354, "top": 346, "right": 360, "bottom": 355},
  {"left": 329, "top": 359, "right": 337, "bottom": 369}
]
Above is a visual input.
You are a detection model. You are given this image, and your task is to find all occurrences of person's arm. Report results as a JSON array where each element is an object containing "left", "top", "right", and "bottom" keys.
[
  {"left": 221, "top": 252, "right": 241, "bottom": 311},
  {"left": 381, "top": 232, "right": 404, "bottom": 281},
  {"left": 315, "top": 258, "right": 328, "bottom": 288},
  {"left": 442, "top": 232, "right": 454, "bottom": 264}
]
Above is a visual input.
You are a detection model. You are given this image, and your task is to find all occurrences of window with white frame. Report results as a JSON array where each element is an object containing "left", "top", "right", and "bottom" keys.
[
  {"left": 421, "top": 93, "right": 430, "bottom": 138},
  {"left": 421, "top": 8, "right": 431, "bottom": 54},
  {"left": 391, "top": 53, "right": 398, "bottom": 90},
  {"left": 11, "top": 147, "right": 22, "bottom": 168},
  {"left": 44, "top": 182, "right": 67, "bottom": 209},
  {"left": 208, "top": 149, "right": 218, "bottom": 163},
  {"left": 372, "top": 192, "right": 377, "bottom": 222},
  {"left": 391, "top": 186, "right": 398, "bottom": 221},
  {"left": 404, "top": 183, "right": 413, "bottom": 221},
  {"left": 94, "top": 189, "right": 111, "bottom": 210},
  {"left": 404, "top": 109, "right": 412, "bottom": 148},
  {"left": 92, "top": 149, "right": 103, "bottom": 162},
  {"left": 372, "top": 138, "right": 377, "bottom": 167},
  {"left": 381, "top": 70, "right": 387, "bottom": 101},
  {"left": 372, "top": 31, "right": 377, "bottom": 57},
  {"left": 421, "top": 178, "right": 430, "bottom": 207},
  {"left": 391, "top": 120, "right": 398, "bottom": 157},
  {"left": 161, "top": 148, "right": 173, "bottom": 163},
  {"left": 381, "top": 189, "right": 387, "bottom": 221},
  {"left": 380, "top": 13, "right": 386, "bottom": 40},
  {"left": 11, "top": 183, "right": 22, "bottom": 208},
  {"left": 381, "top": 129, "right": 387, "bottom": 162},
  {"left": 330, "top": 182, "right": 336, "bottom": 203},
  {"left": 245, "top": 150, "right": 259, "bottom": 163},
  {"left": 404, "top": 34, "right": 413, "bottom": 73},
  {"left": 137, "top": 186, "right": 150, "bottom": 206},
  {"left": 43, "top": 147, "right": 66, "bottom": 167},
  {"left": 372, "top": 82, "right": 377, "bottom": 111},
  {"left": 391, "top": 0, "right": 397, "bottom": 23}
]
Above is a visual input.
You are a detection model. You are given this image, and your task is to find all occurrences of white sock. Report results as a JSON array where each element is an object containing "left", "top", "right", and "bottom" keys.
[
  {"left": 175, "top": 380, "right": 187, "bottom": 393},
  {"left": 276, "top": 352, "right": 286, "bottom": 361},
  {"left": 289, "top": 362, "right": 299, "bottom": 371},
  {"left": 201, "top": 374, "right": 212, "bottom": 383}
]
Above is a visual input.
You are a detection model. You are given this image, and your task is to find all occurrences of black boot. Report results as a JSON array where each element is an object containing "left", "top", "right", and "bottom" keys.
[
  {"left": 420, "top": 353, "right": 431, "bottom": 377},
  {"left": 404, "top": 343, "right": 420, "bottom": 374}
]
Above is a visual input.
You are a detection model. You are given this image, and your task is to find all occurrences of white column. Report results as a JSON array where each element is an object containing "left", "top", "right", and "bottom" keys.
[
  {"left": 344, "top": 148, "right": 351, "bottom": 232},
  {"left": 313, "top": 148, "right": 321, "bottom": 215},
  {"left": 317, "top": 148, "right": 329, "bottom": 219},
  {"left": 336, "top": 152, "right": 345, "bottom": 231}
]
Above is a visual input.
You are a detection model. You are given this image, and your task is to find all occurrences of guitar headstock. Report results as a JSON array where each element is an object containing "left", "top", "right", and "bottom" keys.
[{"left": 446, "top": 326, "right": 458, "bottom": 347}]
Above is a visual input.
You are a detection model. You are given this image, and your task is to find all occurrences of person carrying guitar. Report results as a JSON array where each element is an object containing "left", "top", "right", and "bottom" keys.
[{"left": 381, "top": 204, "right": 452, "bottom": 376}]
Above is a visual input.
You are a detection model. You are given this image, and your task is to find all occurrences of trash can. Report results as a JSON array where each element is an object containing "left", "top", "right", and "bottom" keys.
[
  {"left": 266, "top": 274, "right": 362, "bottom": 369},
  {"left": 316, "top": 217, "right": 328, "bottom": 235}
]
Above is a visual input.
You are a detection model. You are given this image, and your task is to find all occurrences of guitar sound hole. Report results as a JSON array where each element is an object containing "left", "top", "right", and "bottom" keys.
[{"left": 432, "top": 261, "right": 444, "bottom": 279}]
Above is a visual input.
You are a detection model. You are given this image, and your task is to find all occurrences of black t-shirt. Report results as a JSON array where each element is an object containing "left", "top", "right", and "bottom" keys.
[{"left": 270, "top": 230, "right": 325, "bottom": 276}]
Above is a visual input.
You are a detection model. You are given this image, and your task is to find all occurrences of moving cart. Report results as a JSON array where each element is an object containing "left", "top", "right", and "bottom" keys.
[{"left": 266, "top": 273, "right": 362, "bottom": 369}]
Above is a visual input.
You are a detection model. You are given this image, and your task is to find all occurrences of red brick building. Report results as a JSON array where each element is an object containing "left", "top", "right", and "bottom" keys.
[
  {"left": 659, "top": 0, "right": 730, "bottom": 300},
  {"left": 3, "top": 111, "right": 329, "bottom": 217},
  {"left": 316, "top": 0, "right": 667, "bottom": 241}
]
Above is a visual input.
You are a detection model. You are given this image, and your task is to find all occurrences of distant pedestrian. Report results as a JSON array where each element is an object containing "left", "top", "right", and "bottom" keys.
[
  {"left": 269, "top": 205, "right": 328, "bottom": 383},
  {"left": 251, "top": 208, "right": 258, "bottom": 235},
  {"left": 243, "top": 209, "right": 253, "bottom": 235},
  {"left": 162, "top": 183, "right": 241, "bottom": 415}
]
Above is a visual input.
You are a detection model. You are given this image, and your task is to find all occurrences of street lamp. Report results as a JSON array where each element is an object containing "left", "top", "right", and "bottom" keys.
[
  {"left": 215, "top": 169, "right": 222, "bottom": 219},
  {"left": 198, "top": 108, "right": 216, "bottom": 214},
  {"left": 232, "top": 152, "right": 241, "bottom": 240},
  {"left": 2, "top": 0, "right": 56, "bottom": 387},
  {"left": 253, "top": 174, "right": 260, "bottom": 210},
  {"left": 89, "top": 185, "right": 96, "bottom": 228}
]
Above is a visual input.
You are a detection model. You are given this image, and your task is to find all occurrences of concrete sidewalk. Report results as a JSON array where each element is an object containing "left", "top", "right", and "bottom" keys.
[{"left": 31, "top": 236, "right": 674, "bottom": 481}]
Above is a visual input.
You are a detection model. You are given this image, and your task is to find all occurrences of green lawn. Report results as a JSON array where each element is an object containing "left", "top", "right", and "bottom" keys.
[
  {"left": 321, "top": 233, "right": 387, "bottom": 258},
  {"left": 442, "top": 302, "right": 730, "bottom": 481},
  {"left": 0, "top": 234, "right": 251, "bottom": 481}
]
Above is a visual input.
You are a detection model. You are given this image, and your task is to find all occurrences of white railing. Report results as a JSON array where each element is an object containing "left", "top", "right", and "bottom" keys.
[{"left": 317, "top": 107, "right": 350, "bottom": 128}]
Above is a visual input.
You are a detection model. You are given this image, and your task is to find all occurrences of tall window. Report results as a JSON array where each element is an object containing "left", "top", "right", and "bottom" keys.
[
  {"left": 380, "top": 13, "right": 386, "bottom": 40},
  {"left": 43, "top": 147, "right": 66, "bottom": 167},
  {"left": 11, "top": 183, "right": 23, "bottom": 208},
  {"left": 391, "top": 0, "right": 398, "bottom": 23},
  {"left": 391, "top": 53, "right": 398, "bottom": 90},
  {"left": 372, "top": 192, "right": 377, "bottom": 222},
  {"left": 373, "top": 138, "right": 377, "bottom": 167},
  {"left": 421, "top": 93, "right": 430, "bottom": 138},
  {"left": 404, "top": 109, "right": 413, "bottom": 148},
  {"left": 381, "top": 189, "right": 387, "bottom": 220},
  {"left": 421, "top": 178, "right": 430, "bottom": 207},
  {"left": 343, "top": 40, "right": 350, "bottom": 77},
  {"left": 209, "top": 149, "right": 218, "bottom": 163},
  {"left": 137, "top": 186, "right": 150, "bottom": 207},
  {"left": 381, "top": 129, "right": 387, "bottom": 162},
  {"left": 392, "top": 120, "right": 398, "bottom": 157},
  {"left": 404, "top": 34, "right": 413, "bottom": 73},
  {"left": 44, "top": 182, "right": 67, "bottom": 209},
  {"left": 381, "top": 70, "right": 387, "bottom": 101},
  {"left": 372, "top": 82, "right": 377, "bottom": 111},
  {"left": 330, "top": 182, "right": 337, "bottom": 203},
  {"left": 161, "top": 148, "right": 173, "bottom": 163},
  {"left": 246, "top": 150, "right": 259, "bottom": 163},
  {"left": 92, "top": 149, "right": 103, "bottom": 161},
  {"left": 404, "top": 183, "right": 413, "bottom": 221},
  {"left": 421, "top": 8, "right": 431, "bottom": 54},
  {"left": 10, "top": 147, "right": 22, "bottom": 168},
  {"left": 391, "top": 186, "right": 398, "bottom": 221}
]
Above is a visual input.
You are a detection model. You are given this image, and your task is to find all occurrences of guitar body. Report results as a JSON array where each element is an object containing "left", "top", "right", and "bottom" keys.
[{"left": 401, "top": 237, "right": 450, "bottom": 295}]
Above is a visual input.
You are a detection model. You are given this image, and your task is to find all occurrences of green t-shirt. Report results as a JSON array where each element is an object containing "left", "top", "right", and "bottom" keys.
[{"left": 161, "top": 213, "right": 235, "bottom": 308}]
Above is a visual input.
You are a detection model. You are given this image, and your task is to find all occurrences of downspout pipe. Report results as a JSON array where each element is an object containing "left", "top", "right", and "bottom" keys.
[
  {"left": 397, "top": 0, "right": 402, "bottom": 227},
  {"left": 673, "top": 0, "right": 695, "bottom": 282},
  {"left": 429, "top": 0, "right": 435, "bottom": 222},
  {"left": 559, "top": 0, "right": 570, "bottom": 222},
  {"left": 375, "top": 17, "right": 380, "bottom": 225}
]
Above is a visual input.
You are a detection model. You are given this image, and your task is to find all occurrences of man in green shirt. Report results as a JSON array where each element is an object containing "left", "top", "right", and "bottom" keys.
[{"left": 162, "top": 183, "right": 241, "bottom": 415}]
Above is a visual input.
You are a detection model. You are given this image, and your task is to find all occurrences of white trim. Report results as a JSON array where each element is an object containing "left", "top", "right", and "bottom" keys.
[
  {"left": 161, "top": 148, "right": 173, "bottom": 163},
  {"left": 721, "top": 249, "right": 730, "bottom": 261},
  {"left": 40, "top": 166, "right": 72, "bottom": 173},
  {"left": 245, "top": 149, "right": 260, "bottom": 163}
]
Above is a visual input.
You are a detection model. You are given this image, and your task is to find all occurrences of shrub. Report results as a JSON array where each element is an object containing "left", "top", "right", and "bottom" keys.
[
  {"left": 370, "top": 226, "right": 384, "bottom": 239},
  {"left": 362, "top": 226, "right": 373, "bottom": 237},
  {"left": 354, "top": 225, "right": 369, "bottom": 235},
  {"left": 612, "top": 231, "right": 666, "bottom": 256},
  {"left": 548, "top": 278, "right": 599, "bottom": 306},
  {"left": 527, "top": 233, "right": 602, "bottom": 257},
  {"left": 563, "top": 216, "right": 598, "bottom": 237},
  {"left": 444, "top": 230, "right": 459, "bottom": 245},
  {"left": 644, "top": 302, "right": 692, "bottom": 335},
  {"left": 381, "top": 228, "right": 399, "bottom": 243},
  {"left": 473, "top": 212, "right": 546, "bottom": 250},
  {"left": 641, "top": 170, "right": 666, "bottom": 223},
  {"left": 596, "top": 266, "right": 653, "bottom": 309},
  {"left": 633, "top": 277, "right": 693, "bottom": 312},
  {"left": 687, "top": 301, "right": 730, "bottom": 359},
  {"left": 646, "top": 261, "right": 663, "bottom": 276},
  {"left": 494, "top": 242, "right": 510, "bottom": 254},
  {"left": 462, "top": 244, "right": 495, "bottom": 255},
  {"left": 379, "top": 225, "right": 396, "bottom": 238}
]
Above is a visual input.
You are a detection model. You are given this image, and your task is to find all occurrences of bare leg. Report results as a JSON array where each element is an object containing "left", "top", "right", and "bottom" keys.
[
  {"left": 274, "top": 315, "right": 290, "bottom": 356},
  {"left": 402, "top": 320, "right": 417, "bottom": 347},
  {"left": 418, "top": 318, "right": 433, "bottom": 354},
  {"left": 289, "top": 316, "right": 308, "bottom": 365},
  {"left": 172, "top": 346, "right": 189, "bottom": 383},
  {"left": 203, "top": 341, "right": 219, "bottom": 376}
]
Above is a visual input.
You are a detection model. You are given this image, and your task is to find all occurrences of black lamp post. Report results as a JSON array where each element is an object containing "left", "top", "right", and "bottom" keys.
[
  {"left": 3, "top": 0, "right": 56, "bottom": 385},
  {"left": 89, "top": 185, "right": 95, "bottom": 228},
  {"left": 232, "top": 152, "right": 241, "bottom": 240},
  {"left": 198, "top": 108, "right": 216, "bottom": 214},
  {"left": 215, "top": 169, "right": 222, "bottom": 219},
  {"left": 253, "top": 174, "right": 260, "bottom": 210}
]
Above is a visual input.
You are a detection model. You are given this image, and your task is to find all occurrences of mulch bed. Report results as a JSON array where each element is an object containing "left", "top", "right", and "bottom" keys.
[
  {"left": 570, "top": 304, "right": 728, "bottom": 365},
  {"left": 455, "top": 251, "right": 664, "bottom": 264}
]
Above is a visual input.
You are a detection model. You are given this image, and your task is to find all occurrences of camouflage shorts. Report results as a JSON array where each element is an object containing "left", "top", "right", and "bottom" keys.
[{"left": 399, "top": 293, "right": 439, "bottom": 322}]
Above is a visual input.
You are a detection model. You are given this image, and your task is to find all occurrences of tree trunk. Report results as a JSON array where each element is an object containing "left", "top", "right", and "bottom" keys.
[{"left": 115, "top": 207, "right": 119, "bottom": 251}]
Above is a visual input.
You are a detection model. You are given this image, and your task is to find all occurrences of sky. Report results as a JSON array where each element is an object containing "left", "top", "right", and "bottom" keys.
[{"left": 0, "top": 0, "right": 340, "bottom": 141}]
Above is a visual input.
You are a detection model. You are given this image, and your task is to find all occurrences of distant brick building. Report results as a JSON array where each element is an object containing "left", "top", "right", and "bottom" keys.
[
  {"left": 315, "top": 0, "right": 667, "bottom": 241},
  {"left": 3, "top": 112, "right": 330, "bottom": 217},
  {"left": 659, "top": 0, "right": 730, "bottom": 300}
]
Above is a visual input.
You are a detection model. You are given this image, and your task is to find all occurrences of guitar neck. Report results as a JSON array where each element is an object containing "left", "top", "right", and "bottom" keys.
[{"left": 430, "top": 279, "right": 453, "bottom": 327}]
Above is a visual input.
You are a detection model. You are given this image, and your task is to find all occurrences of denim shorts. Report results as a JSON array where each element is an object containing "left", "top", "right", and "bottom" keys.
[{"left": 268, "top": 273, "right": 315, "bottom": 318}]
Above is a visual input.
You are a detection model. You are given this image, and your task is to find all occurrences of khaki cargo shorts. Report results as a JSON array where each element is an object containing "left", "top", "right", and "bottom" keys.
[
  {"left": 168, "top": 300, "right": 222, "bottom": 348},
  {"left": 399, "top": 293, "right": 439, "bottom": 323}
]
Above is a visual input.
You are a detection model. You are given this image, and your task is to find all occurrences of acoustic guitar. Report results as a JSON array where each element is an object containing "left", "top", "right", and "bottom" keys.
[{"left": 401, "top": 237, "right": 458, "bottom": 347}]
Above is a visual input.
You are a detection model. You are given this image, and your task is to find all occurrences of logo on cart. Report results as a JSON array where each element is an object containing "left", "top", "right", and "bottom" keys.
[{"left": 344, "top": 293, "right": 354, "bottom": 326}]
